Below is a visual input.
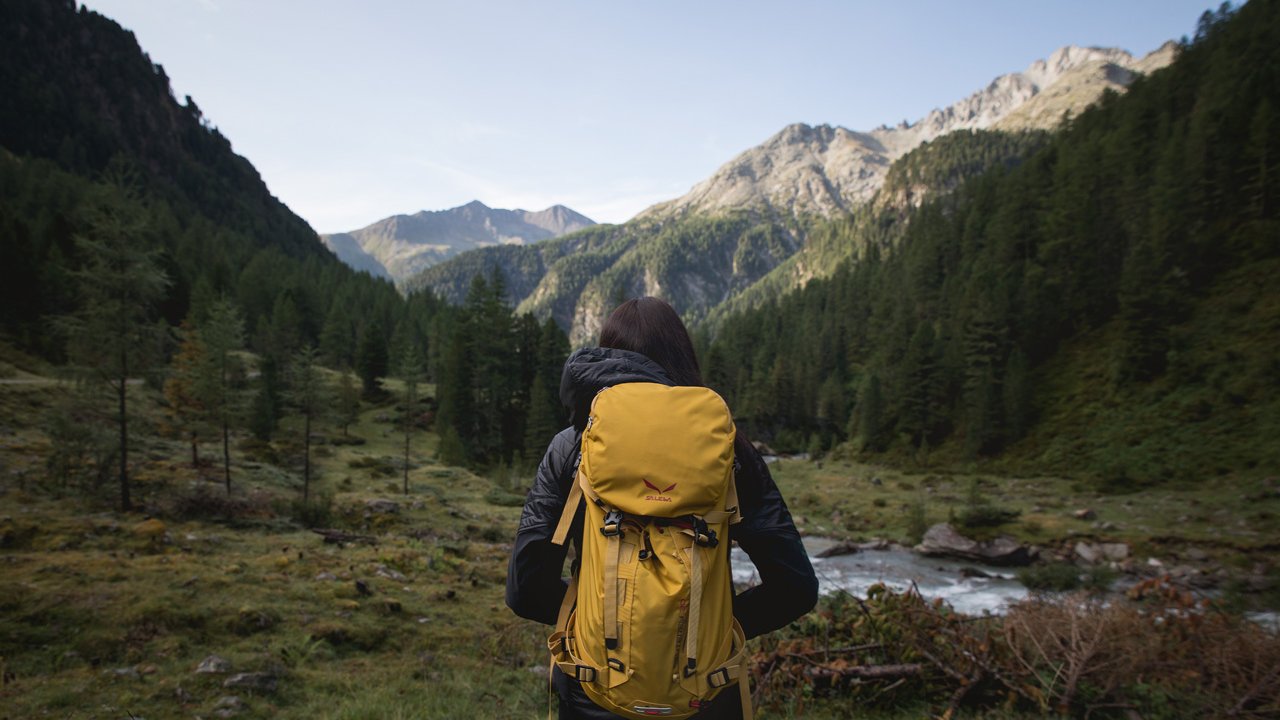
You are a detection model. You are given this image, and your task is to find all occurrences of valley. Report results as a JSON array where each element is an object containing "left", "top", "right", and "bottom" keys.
[{"left": 2, "top": 0, "right": 1278, "bottom": 717}]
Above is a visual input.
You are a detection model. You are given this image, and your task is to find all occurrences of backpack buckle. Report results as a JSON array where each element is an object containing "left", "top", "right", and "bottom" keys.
[
  {"left": 601, "top": 509, "right": 624, "bottom": 537},
  {"left": 573, "top": 665, "right": 597, "bottom": 683},
  {"left": 692, "top": 517, "right": 718, "bottom": 548}
]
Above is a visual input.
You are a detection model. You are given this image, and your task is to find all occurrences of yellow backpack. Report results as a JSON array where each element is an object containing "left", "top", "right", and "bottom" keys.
[{"left": 548, "top": 382, "right": 753, "bottom": 719}]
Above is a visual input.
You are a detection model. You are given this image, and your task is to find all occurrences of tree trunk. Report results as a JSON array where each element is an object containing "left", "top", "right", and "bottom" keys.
[
  {"left": 222, "top": 415, "right": 231, "bottom": 495},
  {"left": 190, "top": 431, "right": 199, "bottom": 469},
  {"left": 119, "top": 366, "right": 130, "bottom": 512},
  {"left": 403, "top": 424, "right": 410, "bottom": 495},
  {"left": 303, "top": 409, "right": 311, "bottom": 503},
  {"left": 221, "top": 357, "right": 231, "bottom": 495}
]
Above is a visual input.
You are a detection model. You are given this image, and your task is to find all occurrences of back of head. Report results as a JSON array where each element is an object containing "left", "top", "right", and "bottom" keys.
[{"left": 599, "top": 297, "right": 703, "bottom": 387}]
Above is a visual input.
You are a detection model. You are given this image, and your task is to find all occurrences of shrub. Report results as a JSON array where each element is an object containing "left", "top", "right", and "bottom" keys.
[
  {"left": 1018, "top": 563, "right": 1083, "bottom": 592},
  {"left": 958, "top": 505, "right": 1021, "bottom": 528},
  {"left": 289, "top": 493, "right": 334, "bottom": 527}
]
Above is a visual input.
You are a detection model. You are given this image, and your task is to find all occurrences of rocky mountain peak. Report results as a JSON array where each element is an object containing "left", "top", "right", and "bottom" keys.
[
  {"left": 321, "top": 201, "right": 595, "bottom": 286},
  {"left": 641, "top": 42, "right": 1175, "bottom": 221}
]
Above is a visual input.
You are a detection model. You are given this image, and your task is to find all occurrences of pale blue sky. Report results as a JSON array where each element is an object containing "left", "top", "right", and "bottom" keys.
[{"left": 84, "top": 0, "right": 1216, "bottom": 232}]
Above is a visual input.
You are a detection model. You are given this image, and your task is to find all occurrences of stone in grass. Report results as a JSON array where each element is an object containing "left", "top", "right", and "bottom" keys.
[
  {"left": 214, "top": 695, "right": 244, "bottom": 718},
  {"left": 375, "top": 564, "right": 408, "bottom": 582},
  {"left": 314, "top": 571, "right": 337, "bottom": 581},
  {"left": 222, "top": 673, "right": 278, "bottom": 693},
  {"left": 366, "top": 498, "right": 399, "bottom": 514},
  {"left": 196, "top": 654, "right": 232, "bottom": 674}
]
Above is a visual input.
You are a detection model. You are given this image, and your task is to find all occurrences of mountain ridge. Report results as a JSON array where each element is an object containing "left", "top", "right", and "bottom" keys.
[
  {"left": 639, "top": 43, "right": 1176, "bottom": 221},
  {"left": 408, "top": 40, "right": 1179, "bottom": 344},
  {"left": 322, "top": 200, "right": 595, "bottom": 284}
]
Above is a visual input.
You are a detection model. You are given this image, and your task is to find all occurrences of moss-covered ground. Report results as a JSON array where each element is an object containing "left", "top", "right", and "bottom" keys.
[{"left": 1, "top": 357, "right": 1275, "bottom": 718}]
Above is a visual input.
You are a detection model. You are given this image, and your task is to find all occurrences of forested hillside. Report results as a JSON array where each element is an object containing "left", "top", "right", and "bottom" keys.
[
  {"left": 702, "top": 1, "right": 1279, "bottom": 484},
  {"left": 0, "top": 0, "right": 569, "bottom": 493}
]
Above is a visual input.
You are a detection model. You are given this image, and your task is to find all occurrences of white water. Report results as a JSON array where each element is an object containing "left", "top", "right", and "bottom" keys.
[{"left": 732, "top": 536, "right": 1029, "bottom": 616}]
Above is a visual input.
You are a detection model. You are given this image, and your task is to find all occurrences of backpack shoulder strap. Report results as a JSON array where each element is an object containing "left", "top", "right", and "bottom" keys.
[{"left": 550, "top": 450, "right": 583, "bottom": 546}]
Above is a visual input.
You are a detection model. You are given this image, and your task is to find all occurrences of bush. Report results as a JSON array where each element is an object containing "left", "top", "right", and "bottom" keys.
[
  {"left": 289, "top": 493, "right": 334, "bottom": 527},
  {"left": 167, "top": 487, "right": 259, "bottom": 522},
  {"left": 957, "top": 505, "right": 1021, "bottom": 528},
  {"left": 905, "top": 497, "right": 929, "bottom": 545},
  {"left": 1018, "top": 563, "right": 1083, "bottom": 591}
]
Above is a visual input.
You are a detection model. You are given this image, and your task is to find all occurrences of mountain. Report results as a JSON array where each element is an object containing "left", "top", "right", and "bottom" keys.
[
  {"left": 700, "top": 0, "right": 1279, "bottom": 482},
  {"left": 321, "top": 201, "right": 595, "bottom": 284},
  {"left": 409, "top": 42, "right": 1177, "bottom": 344},
  {"left": 640, "top": 44, "right": 1175, "bottom": 222},
  {"left": 0, "top": 0, "right": 405, "bottom": 358}
]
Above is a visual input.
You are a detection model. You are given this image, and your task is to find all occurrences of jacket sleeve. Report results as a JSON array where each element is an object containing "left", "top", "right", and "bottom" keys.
[
  {"left": 730, "top": 440, "right": 819, "bottom": 639},
  {"left": 506, "top": 427, "right": 581, "bottom": 625}
]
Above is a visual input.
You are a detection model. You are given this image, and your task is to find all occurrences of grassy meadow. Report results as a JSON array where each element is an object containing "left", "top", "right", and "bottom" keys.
[{"left": 1, "top": 352, "right": 1277, "bottom": 719}]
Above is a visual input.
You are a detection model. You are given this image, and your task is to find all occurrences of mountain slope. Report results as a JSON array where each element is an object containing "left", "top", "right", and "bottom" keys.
[
  {"left": 321, "top": 201, "right": 595, "bottom": 284},
  {"left": 409, "top": 42, "right": 1177, "bottom": 344},
  {"left": 640, "top": 44, "right": 1174, "bottom": 221},
  {"left": 0, "top": 0, "right": 405, "bottom": 358},
  {"left": 701, "top": 0, "right": 1280, "bottom": 482}
]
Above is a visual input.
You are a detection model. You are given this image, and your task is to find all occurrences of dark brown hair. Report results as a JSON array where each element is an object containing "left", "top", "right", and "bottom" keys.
[{"left": 598, "top": 297, "right": 703, "bottom": 387}]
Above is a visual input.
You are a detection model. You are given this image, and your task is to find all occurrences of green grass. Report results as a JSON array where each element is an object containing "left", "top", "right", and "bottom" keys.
[
  {"left": 2, "top": 353, "right": 1277, "bottom": 719},
  {"left": 769, "top": 455, "right": 1280, "bottom": 558}
]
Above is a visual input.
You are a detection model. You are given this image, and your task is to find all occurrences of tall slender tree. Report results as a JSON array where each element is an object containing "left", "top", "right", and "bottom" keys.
[
  {"left": 198, "top": 298, "right": 245, "bottom": 494},
  {"left": 287, "top": 345, "right": 327, "bottom": 503},
  {"left": 61, "top": 173, "right": 168, "bottom": 511},
  {"left": 396, "top": 343, "right": 425, "bottom": 495}
]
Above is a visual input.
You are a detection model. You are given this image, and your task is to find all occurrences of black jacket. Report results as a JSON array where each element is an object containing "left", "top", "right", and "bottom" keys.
[{"left": 506, "top": 347, "right": 818, "bottom": 719}]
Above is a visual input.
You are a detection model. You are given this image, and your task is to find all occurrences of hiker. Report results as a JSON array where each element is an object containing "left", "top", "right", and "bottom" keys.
[{"left": 507, "top": 297, "right": 818, "bottom": 719}]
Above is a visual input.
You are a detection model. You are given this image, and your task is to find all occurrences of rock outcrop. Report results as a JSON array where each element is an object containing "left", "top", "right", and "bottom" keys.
[
  {"left": 915, "top": 523, "right": 1036, "bottom": 567},
  {"left": 641, "top": 44, "right": 1175, "bottom": 222}
]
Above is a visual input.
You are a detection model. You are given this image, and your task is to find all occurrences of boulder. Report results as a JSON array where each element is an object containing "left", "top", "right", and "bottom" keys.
[
  {"left": 815, "top": 541, "right": 860, "bottom": 559},
  {"left": 1099, "top": 543, "right": 1129, "bottom": 562},
  {"left": 1073, "top": 509, "right": 1097, "bottom": 521},
  {"left": 195, "top": 654, "right": 232, "bottom": 674},
  {"left": 1075, "top": 542, "right": 1105, "bottom": 564},
  {"left": 915, "top": 523, "right": 1035, "bottom": 566}
]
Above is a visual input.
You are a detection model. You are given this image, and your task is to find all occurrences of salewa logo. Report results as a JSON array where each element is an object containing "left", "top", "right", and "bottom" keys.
[{"left": 643, "top": 478, "right": 676, "bottom": 502}]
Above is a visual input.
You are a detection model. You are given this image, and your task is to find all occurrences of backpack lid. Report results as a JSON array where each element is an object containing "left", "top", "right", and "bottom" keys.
[{"left": 581, "top": 383, "right": 735, "bottom": 518}]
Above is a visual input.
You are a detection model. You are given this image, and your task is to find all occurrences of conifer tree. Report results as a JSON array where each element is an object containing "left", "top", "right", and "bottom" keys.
[
  {"left": 356, "top": 318, "right": 389, "bottom": 399},
  {"left": 198, "top": 298, "right": 245, "bottom": 494},
  {"left": 396, "top": 342, "right": 425, "bottom": 495},
  {"left": 335, "top": 371, "right": 361, "bottom": 436},
  {"left": 164, "top": 320, "right": 207, "bottom": 468},
  {"left": 61, "top": 173, "right": 168, "bottom": 511},
  {"left": 287, "top": 345, "right": 326, "bottom": 503}
]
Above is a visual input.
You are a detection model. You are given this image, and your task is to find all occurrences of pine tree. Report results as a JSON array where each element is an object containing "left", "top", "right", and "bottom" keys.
[
  {"left": 60, "top": 173, "right": 169, "bottom": 511},
  {"left": 164, "top": 320, "right": 207, "bottom": 468},
  {"left": 287, "top": 345, "right": 327, "bottom": 503},
  {"left": 335, "top": 371, "right": 361, "bottom": 436},
  {"left": 355, "top": 318, "right": 389, "bottom": 399},
  {"left": 852, "top": 374, "right": 885, "bottom": 452},
  {"left": 396, "top": 342, "right": 425, "bottom": 495},
  {"left": 198, "top": 298, "right": 245, "bottom": 494}
]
